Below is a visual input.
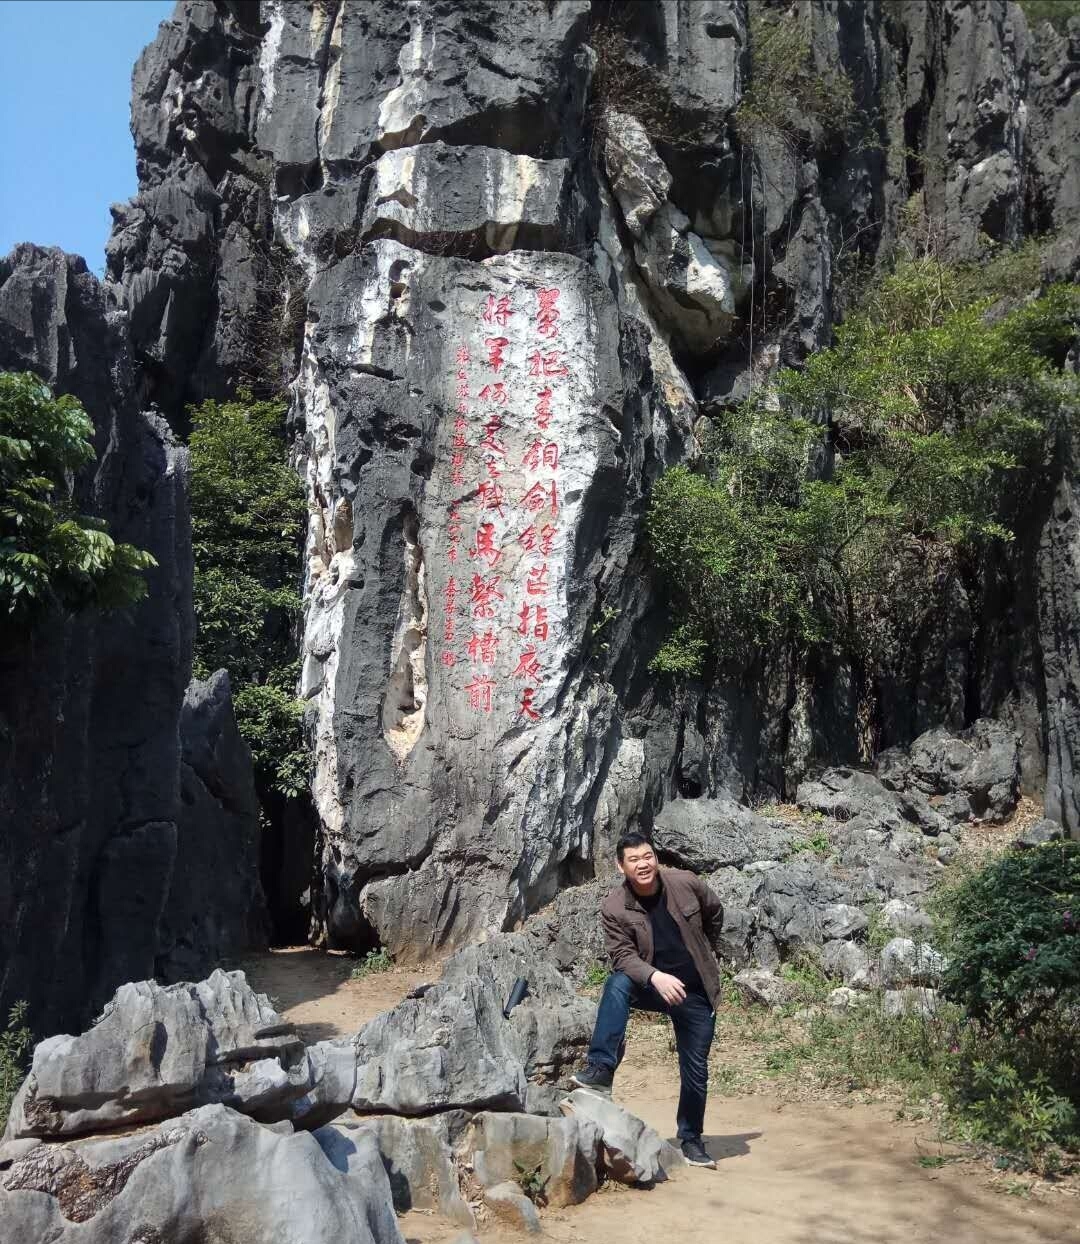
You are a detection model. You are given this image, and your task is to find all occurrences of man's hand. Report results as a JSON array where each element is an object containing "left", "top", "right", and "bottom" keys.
[{"left": 649, "top": 970, "right": 687, "bottom": 1006}]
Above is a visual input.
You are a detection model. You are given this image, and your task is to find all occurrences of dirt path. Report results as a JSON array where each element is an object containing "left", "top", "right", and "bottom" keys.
[
  {"left": 238, "top": 950, "right": 1080, "bottom": 1244},
  {"left": 232, "top": 946, "right": 437, "bottom": 1043}
]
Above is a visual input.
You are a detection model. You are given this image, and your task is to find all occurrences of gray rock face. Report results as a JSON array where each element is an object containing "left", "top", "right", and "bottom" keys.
[
  {"left": 882, "top": 988, "right": 940, "bottom": 1020},
  {"left": 0, "top": 1104, "right": 403, "bottom": 1244},
  {"left": 733, "top": 968, "right": 795, "bottom": 1008},
  {"left": 359, "top": 143, "right": 576, "bottom": 255},
  {"left": 338, "top": 1112, "right": 475, "bottom": 1226},
  {"left": 559, "top": 1090, "right": 669, "bottom": 1184},
  {"left": 821, "top": 941, "right": 874, "bottom": 990},
  {"left": 468, "top": 1111, "right": 601, "bottom": 1207},
  {"left": 351, "top": 934, "right": 594, "bottom": 1116},
  {"left": 880, "top": 939, "right": 947, "bottom": 990},
  {"left": 0, "top": 245, "right": 193, "bottom": 1037},
  {"left": 8, "top": 0, "right": 1080, "bottom": 1042},
  {"left": 653, "top": 795, "right": 794, "bottom": 871},
  {"left": 876, "top": 719, "right": 1021, "bottom": 824},
  {"left": 159, "top": 671, "right": 270, "bottom": 983},
  {"left": 1015, "top": 817, "right": 1065, "bottom": 848},
  {"left": 483, "top": 1180, "right": 541, "bottom": 1233},
  {"left": 4, "top": 971, "right": 316, "bottom": 1140}
]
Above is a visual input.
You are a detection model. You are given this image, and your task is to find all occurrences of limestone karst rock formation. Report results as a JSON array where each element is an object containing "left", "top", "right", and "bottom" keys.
[{"left": 2, "top": 0, "right": 1080, "bottom": 1038}]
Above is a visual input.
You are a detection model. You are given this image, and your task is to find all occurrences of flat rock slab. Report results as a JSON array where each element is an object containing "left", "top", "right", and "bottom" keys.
[{"left": 5, "top": 971, "right": 315, "bottom": 1141}]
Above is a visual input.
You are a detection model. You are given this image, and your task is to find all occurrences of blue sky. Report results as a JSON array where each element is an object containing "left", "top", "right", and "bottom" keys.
[{"left": 0, "top": 0, "right": 174, "bottom": 273}]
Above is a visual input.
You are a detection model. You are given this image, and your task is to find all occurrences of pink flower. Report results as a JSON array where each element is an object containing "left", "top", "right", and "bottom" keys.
[{"left": 1024, "top": 946, "right": 1037, "bottom": 961}]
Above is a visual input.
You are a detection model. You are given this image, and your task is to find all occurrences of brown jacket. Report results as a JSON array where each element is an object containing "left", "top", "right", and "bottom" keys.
[{"left": 600, "top": 867, "right": 724, "bottom": 1010}]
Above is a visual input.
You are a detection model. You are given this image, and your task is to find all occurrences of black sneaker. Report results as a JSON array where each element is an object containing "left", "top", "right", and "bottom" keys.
[
  {"left": 681, "top": 1138, "right": 717, "bottom": 1169},
  {"left": 571, "top": 1061, "right": 614, "bottom": 1093}
]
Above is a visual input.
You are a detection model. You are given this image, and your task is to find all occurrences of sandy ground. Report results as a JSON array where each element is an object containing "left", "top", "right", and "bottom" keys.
[{"left": 239, "top": 948, "right": 1080, "bottom": 1244}]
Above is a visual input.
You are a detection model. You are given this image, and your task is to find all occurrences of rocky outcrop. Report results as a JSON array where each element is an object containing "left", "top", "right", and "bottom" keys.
[
  {"left": 0, "top": 1104, "right": 404, "bottom": 1244},
  {"left": 0, "top": 245, "right": 191, "bottom": 1037},
  {"left": 160, "top": 672, "right": 270, "bottom": 982},
  {"left": 0, "top": 246, "right": 268, "bottom": 1034},
  {"left": 4, "top": 971, "right": 317, "bottom": 1140}
]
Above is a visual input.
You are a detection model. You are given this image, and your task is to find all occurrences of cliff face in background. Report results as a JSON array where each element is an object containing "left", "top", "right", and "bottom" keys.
[
  {"left": 104, "top": 0, "right": 1080, "bottom": 957},
  {"left": 2, "top": 0, "right": 1080, "bottom": 1026}
]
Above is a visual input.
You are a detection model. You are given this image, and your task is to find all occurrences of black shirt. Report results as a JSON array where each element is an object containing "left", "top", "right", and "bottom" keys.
[{"left": 639, "top": 881, "right": 705, "bottom": 995}]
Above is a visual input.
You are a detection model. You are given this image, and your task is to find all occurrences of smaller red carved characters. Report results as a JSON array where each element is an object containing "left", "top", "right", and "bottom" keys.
[
  {"left": 537, "top": 523, "right": 557, "bottom": 556},
  {"left": 513, "top": 648, "right": 542, "bottom": 680},
  {"left": 484, "top": 337, "right": 510, "bottom": 372},
  {"left": 469, "top": 573, "right": 505, "bottom": 619},
  {"left": 518, "top": 524, "right": 558, "bottom": 558},
  {"left": 481, "top": 294, "right": 514, "bottom": 327},
  {"left": 519, "top": 687, "right": 540, "bottom": 720},
  {"left": 441, "top": 651, "right": 456, "bottom": 668},
  {"left": 535, "top": 288, "right": 560, "bottom": 339},
  {"left": 527, "top": 350, "right": 567, "bottom": 378},
  {"left": 455, "top": 345, "right": 471, "bottom": 364},
  {"left": 465, "top": 675, "right": 496, "bottom": 713},
  {"left": 478, "top": 382, "right": 508, "bottom": 404},
  {"left": 526, "top": 563, "right": 550, "bottom": 597},
  {"left": 521, "top": 479, "right": 558, "bottom": 516}
]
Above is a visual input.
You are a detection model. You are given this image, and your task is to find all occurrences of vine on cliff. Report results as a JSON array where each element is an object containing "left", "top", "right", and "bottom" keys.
[
  {"left": 647, "top": 256, "right": 1080, "bottom": 686},
  {"left": 733, "top": 6, "right": 854, "bottom": 149},
  {"left": 188, "top": 392, "right": 308, "bottom": 798}
]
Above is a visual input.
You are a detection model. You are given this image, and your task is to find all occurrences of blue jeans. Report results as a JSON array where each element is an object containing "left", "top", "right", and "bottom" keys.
[{"left": 588, "top": 971, "right": 716, "bottom": 1142}]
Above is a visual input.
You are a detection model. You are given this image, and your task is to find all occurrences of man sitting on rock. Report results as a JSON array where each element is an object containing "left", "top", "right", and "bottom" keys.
[{"left": 572, "top": 831, "right": 724, "bottom": 1170}]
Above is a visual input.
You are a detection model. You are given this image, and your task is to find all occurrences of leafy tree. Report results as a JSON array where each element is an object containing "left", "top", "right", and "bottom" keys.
[
  {"left": 1019, "top": 0, "right": 1080, "bottom": 32},
  {"left": 0, "top": 372, "right": 156, "bottom": 624},
  {"left": 934, "top": 843, "right": 1080, "bottom": 1161},
  {"left": 646, "top": 259, "right": 1080, "bottom": 677},
  {"left": 0, "top": 1001, "right": 32, "bottom": 1127},
  {"left": 188, "top": 393, "right": 309, "bottom": 797}
]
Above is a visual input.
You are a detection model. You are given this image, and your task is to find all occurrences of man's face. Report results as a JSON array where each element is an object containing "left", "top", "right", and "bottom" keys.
[{"left": 618, "top": 843, "right": 659, "bottom": 893}]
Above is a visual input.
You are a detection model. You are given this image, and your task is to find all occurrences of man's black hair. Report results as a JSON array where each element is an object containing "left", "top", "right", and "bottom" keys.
[{"left": 615, "top": 831, "right": 655, "bottom": 862}]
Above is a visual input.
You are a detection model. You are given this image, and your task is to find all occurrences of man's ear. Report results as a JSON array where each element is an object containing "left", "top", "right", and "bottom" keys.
[{"left": 615, "top": 857, "right": 626, "bottom": 878}]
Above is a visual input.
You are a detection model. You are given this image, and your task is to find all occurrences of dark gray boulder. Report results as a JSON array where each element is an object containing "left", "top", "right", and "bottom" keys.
[
  {"left": 158, "top": 671, "right": 269, "bottom": 982},
  {"left": 876, "top": 718, "right": 1021, "bottom": 823},
  {"left": 652, "top": 795, "right": 794, "bottom": 871},
  {"left": 1014, "top": 818, "right": 1065, "bottom": 849}
]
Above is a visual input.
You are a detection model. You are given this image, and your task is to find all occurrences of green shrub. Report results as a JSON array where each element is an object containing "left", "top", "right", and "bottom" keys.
[
  {"left": 1019, "top": 0, "right": 1080, "bottom": 32},
  {"left": 0, "top": 372, "right": 156, "bottom": 624},
  {"left": 937, "top": 843, "right": 1080, "bottom": 1033},
  {"left": 188, "top": 392, "right": 309, "bottom": 799},
  {"left": 583, "top": 961, "right": 610, "bottom": 989},
  {"left": 734, "top": 8, "right": 854, "bottom": 147},
  {"left": 0, "top": 1001, "right": 32, "bottom": 1127},
  {"left": 789, "top": 828, "right": 832, "bottom": 858},
  {"left": 646, "top": 265, "right": 1080, "bottom": 677},
  {"left": 351, "top": 948, "right": 392, "bottom": 980},
  {"left": 934, "top": 842, "right": 1080, "bottom": 1164}
]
